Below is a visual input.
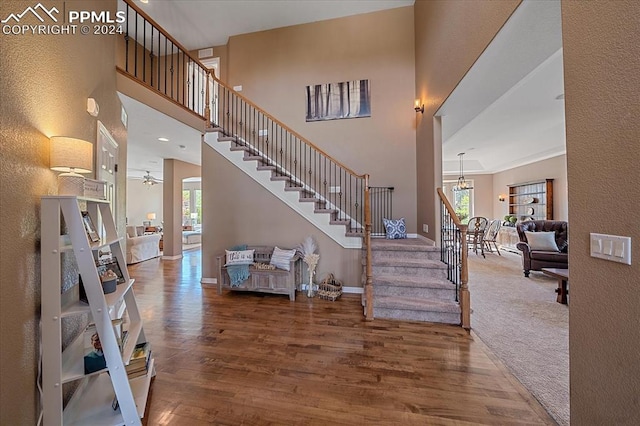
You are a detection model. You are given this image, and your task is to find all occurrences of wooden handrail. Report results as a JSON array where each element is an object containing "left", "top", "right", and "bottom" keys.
[
  {"left": 437, "top": 187, "right": 470, "bottom": 330},
  {"left": 437, "top": 187, "right": 462, "bottom": 227},
  {"left": 122, "top": 0, "right": 209, "bottom": 72}
]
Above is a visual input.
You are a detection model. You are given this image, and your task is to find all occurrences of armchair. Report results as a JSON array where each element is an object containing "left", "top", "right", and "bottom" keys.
[{"left": 516, "top": 220, "right": 568, "bottom": 277}]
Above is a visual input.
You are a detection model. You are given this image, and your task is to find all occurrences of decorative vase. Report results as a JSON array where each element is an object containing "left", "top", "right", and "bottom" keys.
[{"left": 306, "top": 268, "right": 316, "bottom": 297}]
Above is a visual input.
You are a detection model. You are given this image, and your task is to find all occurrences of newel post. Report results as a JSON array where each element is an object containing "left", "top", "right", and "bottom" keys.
[
  {"left": 364, "top": 175, "right": 373, "bottom": 321},
  {"left": 459, "top": 224, "right": 471, "bottom": 330}
]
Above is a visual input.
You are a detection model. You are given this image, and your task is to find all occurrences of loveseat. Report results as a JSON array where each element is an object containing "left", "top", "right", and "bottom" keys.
[
  {"left": 516, "top": 220, "right": 568, "bottom": 277},
  {"left": 126, "top": 225, "right": 161, "bottom": 264}
]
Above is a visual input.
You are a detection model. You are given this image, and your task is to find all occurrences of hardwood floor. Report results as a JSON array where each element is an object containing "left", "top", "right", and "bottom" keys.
[{"left": 129, "top": 249, "right": 556, "bottom": 425}]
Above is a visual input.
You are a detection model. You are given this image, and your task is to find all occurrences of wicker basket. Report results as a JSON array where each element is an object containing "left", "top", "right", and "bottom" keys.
[{"left": 318, "top": 273, "right": 343, "bottom": 301}]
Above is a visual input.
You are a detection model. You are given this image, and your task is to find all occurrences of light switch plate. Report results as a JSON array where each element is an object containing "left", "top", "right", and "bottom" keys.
[{"left": 590, "top": 233, "right": 631, "bottom": 265}]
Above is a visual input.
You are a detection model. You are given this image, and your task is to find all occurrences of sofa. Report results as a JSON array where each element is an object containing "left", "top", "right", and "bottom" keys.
[
  {"left": 126, "top": 225, "right": 161, "bottom": 264},
  {"left": 516, "top": 220, "right": 568, "bottom": 277}
]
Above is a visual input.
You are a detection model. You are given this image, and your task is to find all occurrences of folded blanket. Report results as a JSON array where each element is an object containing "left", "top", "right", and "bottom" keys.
[{"left": 227, "top": 244, "right": 250, "bottom": 287}]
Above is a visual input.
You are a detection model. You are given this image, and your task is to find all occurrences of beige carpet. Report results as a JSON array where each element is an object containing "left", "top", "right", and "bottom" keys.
[{"left": 468, "top": 250, "right": 569, "bottom": 426}]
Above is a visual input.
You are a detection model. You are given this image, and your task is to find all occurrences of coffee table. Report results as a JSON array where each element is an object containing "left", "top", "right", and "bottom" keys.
[{"left": 542, "top": 268, "right": 569, "bottom": 304}]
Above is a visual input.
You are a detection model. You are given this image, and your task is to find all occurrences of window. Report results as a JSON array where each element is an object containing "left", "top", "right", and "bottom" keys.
[
  {"left": 443, "top": 180, "right": 474, "bottom": 223},
  {"left": 182, "top": 187, "right": 202, "bottom": 226}
]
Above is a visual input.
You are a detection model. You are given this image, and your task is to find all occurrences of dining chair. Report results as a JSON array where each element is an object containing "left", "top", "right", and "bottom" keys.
[
  {"left": 483, "top": 219, "right": 502, "bottom": 255},
  {"left": 467, "top": 217, "right": 489, "bottom": 257}
]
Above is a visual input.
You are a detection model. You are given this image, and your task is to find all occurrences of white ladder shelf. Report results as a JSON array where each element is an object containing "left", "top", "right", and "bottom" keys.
[{"left": 40, "top": 196, "right": 154, "bottom": 426}]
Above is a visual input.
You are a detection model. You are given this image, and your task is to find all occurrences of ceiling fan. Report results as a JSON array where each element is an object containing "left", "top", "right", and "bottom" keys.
[{"left": 141, "top": 171, "right": 163, "bottom": 186}]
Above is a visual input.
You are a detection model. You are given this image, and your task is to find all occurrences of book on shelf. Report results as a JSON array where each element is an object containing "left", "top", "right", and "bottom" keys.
[{"left": 126, "top": 342, "right": 152, "bottom": 377}]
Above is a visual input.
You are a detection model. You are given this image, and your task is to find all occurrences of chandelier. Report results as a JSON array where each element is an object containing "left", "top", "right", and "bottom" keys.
[{"left": 453, "top": 152, "right": 473, "bottom": 191}]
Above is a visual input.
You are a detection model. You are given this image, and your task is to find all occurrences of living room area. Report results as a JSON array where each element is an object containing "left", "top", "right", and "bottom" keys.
[{"left": 125, "top": 169, "right": 203, "bottom": 264}]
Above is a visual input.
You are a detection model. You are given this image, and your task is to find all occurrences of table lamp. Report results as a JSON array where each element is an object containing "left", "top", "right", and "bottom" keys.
[
  {"left": 146, "top": 212, "right": 156, "bottom": 226},
  {"left": 50, "top": 137, "right": 93, "bottom": 196}
]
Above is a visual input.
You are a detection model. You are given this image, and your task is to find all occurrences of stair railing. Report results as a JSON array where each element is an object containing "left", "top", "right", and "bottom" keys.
[
  {"left": 116, "top": 0, "right": 374, "bottom": 320},
  {"left": 117, "top": 0, "right": 212, "bottom": 121},
  {"left": 437, "top": 188, "right": 470, "bottom": 329},
  {"left": 369, "top": 187, "right": 394, "bottom": 236}
]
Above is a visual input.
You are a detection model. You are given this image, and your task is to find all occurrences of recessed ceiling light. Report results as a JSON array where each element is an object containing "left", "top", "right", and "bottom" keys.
[
  {"left": 158, "top": 137, "right": 169, "bottom": 142},
  {"left": 179, "top": 145, "right": 186, "bottom": 150}
]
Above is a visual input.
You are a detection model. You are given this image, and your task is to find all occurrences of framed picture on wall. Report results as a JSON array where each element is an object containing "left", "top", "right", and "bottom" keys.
[{"left": 305, "top": 79, "right": 371, "bottom": 122}]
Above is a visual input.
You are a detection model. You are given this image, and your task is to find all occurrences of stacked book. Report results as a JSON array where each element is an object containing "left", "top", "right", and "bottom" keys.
[{"left": 126, "top": 342, "right": 152, "bottom": 379}]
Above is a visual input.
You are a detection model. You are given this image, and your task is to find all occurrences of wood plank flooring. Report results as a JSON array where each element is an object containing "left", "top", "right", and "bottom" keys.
[{"left": 129, "top": 249, "right": 556, "bottom": 425}]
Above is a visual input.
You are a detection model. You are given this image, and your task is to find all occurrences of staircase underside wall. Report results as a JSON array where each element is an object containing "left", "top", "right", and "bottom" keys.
[{"left": 201, "top": 142, "right": 362, "bottom": 287}]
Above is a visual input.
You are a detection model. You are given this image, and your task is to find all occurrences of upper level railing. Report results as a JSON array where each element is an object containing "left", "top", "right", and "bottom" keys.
[
  {"left": 116, "top": 0, "right": 375, "bottom": 320},
  {"left": 437, "top": 187, "right": 470, "bottom": 329}
]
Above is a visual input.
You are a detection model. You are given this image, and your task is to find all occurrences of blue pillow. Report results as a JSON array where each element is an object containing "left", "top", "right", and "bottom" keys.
[{"left": 383, "top": 217, "right": 407, "bottom": 239}]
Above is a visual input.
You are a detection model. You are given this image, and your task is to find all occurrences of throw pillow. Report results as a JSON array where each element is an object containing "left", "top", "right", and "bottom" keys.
[
  {"left": 525, "top": 231, "right": 560, "bottom": 252},
  {"left": 383, "top": 217, "right": 407, "bottom": 239},
  {"left": 270, "top": 247, "right": 297, "bottom": 271},
  {"left": 225, "top": 249, "right": 255, "bottom": 266}
]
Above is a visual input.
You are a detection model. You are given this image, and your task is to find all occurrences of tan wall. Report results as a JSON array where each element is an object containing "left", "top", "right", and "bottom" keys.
[
  {"left": 202, "top": 143, "right": 362, "bottom": 285},
  {"left": 162, "top": 159, "right": 201, "bottom": 257},
  {"left": 492, "top": 155, "right": 568, "bottom": 222},
  {"left": 126, "top": 179, "right": 163, "bottom": 225},
  {"left": 225, "top": 7, "right": 417, "bottom": 231},
  {"left": 414, "top": 0, "right": 520, "bottom": 240},
  {"left": 0, "top": 1, "right": 126, "bottom": 423},
  {"left": 561, "top": 1, "right": 640, "bottom": 424}
]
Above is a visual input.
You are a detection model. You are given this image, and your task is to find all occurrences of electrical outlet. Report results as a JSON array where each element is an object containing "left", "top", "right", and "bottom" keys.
[{"left": 423, "top": 224, "right": 428, "bottom": 233}]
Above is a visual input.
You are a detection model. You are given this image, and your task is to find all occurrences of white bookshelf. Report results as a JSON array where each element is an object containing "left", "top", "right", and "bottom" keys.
[{"left": 40, "top": 196, "right": 154, "bottom": 426}]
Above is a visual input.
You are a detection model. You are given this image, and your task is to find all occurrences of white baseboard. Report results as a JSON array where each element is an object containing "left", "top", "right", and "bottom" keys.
[
  {"left": 162, "top": 254, "right": 183, "bottom": 260},
  {"left": 201, "top": 277, "right": 217, "bottom": 286}
]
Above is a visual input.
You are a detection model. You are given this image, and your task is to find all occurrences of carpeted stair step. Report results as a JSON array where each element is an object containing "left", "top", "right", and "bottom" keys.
[
  {"left": 373, "top": 296, "right": 460, "bottom": 324},
  {"left": 371, "top": 259, "right": 448, "bottom": 278},
  {"left": 372, "top": 275, "right": 455, "bottom": 300},
  {"left": 370, "top": 238, "right": 440, "bottom": 261}
]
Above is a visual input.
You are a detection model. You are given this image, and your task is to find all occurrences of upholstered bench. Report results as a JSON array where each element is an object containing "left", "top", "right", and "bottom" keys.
[{"left": 216, "top": 246, "right": 302, "bottom": 301}]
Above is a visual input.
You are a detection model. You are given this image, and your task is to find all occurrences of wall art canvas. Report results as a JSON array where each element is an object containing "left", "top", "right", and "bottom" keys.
[{"left": 305, "top": 79, "right": 371, "bottom": 122}]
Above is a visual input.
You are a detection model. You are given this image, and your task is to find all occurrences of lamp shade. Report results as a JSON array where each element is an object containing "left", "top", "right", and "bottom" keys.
[
  {"left": 50, "top": 137, "right": 93, "bottom": 173},
  {"left": 147, "top": 213, "right": 156, "bottom": 220}
]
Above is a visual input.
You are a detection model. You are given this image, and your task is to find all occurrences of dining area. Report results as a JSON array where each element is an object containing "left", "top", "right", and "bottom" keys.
[{"left": 466, "top": 216, "right": 502, "bottom": 258}]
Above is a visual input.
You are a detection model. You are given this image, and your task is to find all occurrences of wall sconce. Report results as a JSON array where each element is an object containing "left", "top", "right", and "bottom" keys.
[
  {"left": 50, "top": 136, "right": 93, "bottom": 195},
  {"left": 498, "top": 194, "right": 506, "bottom": 202},
  {"left": 414, "top": 99, "right": 424, "bottom": 114}
]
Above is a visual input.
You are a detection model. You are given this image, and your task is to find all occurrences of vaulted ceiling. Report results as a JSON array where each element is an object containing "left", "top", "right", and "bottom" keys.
[{"left": 122, "top": 0, "right": 565, "bottom": 180}]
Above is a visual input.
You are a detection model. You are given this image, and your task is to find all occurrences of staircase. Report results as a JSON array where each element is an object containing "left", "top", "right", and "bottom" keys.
[
  {"left": 204, "top": 129, "right": 363, "bottom": 249},
  {"left": 369, "top": 238, "right": 461, "bottom": 324}
]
